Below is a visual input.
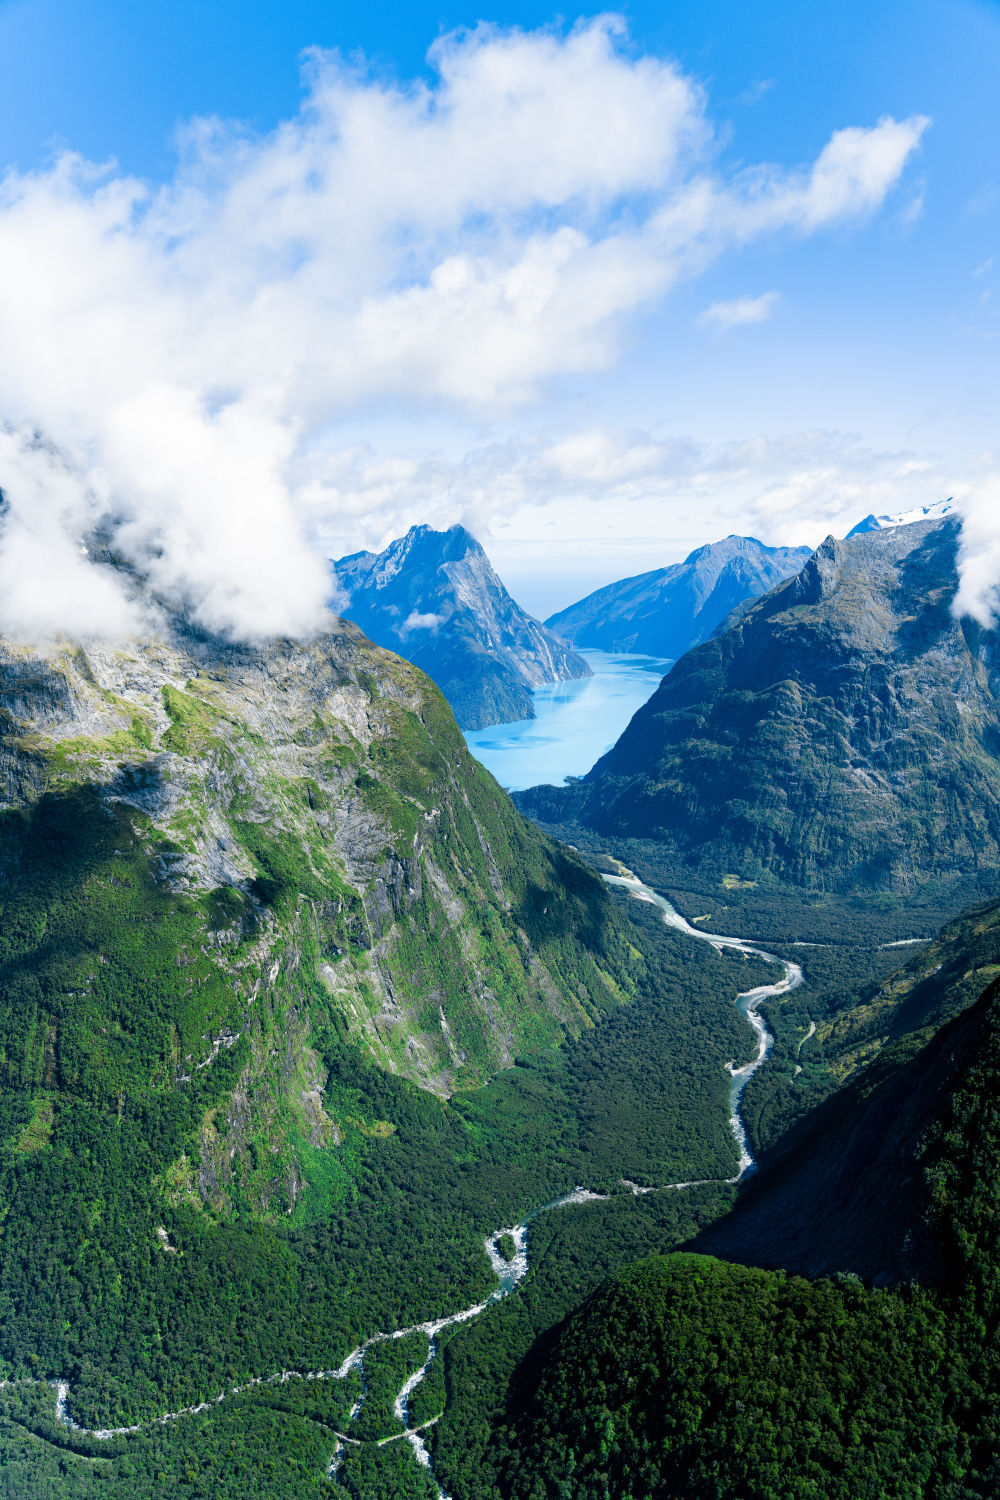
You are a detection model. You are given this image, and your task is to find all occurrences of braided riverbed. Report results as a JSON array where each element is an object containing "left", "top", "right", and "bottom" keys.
[{"left": 16, "top": 867, "right": 804, "bottom": 1497}]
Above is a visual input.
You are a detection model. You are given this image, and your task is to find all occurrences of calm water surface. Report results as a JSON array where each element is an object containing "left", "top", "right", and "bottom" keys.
[{"left": 463, "top": 649, "right": 672, "bottom": 791}]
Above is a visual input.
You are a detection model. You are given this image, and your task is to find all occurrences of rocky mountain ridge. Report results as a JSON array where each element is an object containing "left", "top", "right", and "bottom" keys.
[
  {"left": 846, "top": 496, "right": 954, "bottom": 536},
  {"left": 334, "top": 524, "right": 590, "bottom": 729},
  {"left": 519, "top": 516, "right": 1000, "bottom": 894},
  {"left": 0, "top": 609, "right": 635, "bottom": 1222}
]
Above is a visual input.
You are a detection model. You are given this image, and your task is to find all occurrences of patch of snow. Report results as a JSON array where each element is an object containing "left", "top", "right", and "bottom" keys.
[{"left": 847, "top": 498, "right": 954, "bottom": 537}]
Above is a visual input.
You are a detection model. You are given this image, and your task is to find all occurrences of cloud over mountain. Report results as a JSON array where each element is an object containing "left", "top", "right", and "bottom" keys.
[{"left": 0, "top": 17, "right": 928, "bottom": 640}]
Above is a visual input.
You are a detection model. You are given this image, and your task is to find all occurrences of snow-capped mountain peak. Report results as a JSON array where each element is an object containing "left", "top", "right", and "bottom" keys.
[{"left": 846, "top": 498, "right": 955, "bottom": 537}]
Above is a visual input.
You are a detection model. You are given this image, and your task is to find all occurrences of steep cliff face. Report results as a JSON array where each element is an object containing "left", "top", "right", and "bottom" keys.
[
  {"left": 0, "top": 612, "right": 631, "bottom": 1220},
  {"left": 334, "top": 524, "right": 590, "bottom": 729},
  {"left": 545, "top": 534, "right": 812, "bottom": 658},
  {"left": 520, "top": 517, "right": 1000, "bottom": 893}
]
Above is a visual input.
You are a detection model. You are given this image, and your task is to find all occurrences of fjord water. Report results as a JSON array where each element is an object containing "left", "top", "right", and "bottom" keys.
[{"left": 463, "top": 648, "right": 673, "bottom": 790}]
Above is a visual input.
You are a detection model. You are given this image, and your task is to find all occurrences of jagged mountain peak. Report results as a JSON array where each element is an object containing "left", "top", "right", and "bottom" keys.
[
  {"left": 682, "top": 532, "right": 774, "bottom": 565},
  {"left": 333, "top": 523, "right": 590, "bottom": 730},
  {"left": 348, "top": 522, "right": 484, "bottom": 591}
]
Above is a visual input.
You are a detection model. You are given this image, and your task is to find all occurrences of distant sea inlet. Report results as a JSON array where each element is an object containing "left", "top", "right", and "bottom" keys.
[{"left": 463, "top": 649, "right": 672, "bottom": 792}]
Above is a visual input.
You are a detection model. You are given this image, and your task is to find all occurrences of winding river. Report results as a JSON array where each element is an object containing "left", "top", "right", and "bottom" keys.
[
  {"left": 15, "top": 868, "right": 805, "bottom": 1498},
  {"left": 603, "top": 869, "right": 803, "bottom": 1175}
]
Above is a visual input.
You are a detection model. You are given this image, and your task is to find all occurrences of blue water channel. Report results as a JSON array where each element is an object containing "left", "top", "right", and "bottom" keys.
[{"left": 462, "top": 649, "right": 673, "bottom": 791}]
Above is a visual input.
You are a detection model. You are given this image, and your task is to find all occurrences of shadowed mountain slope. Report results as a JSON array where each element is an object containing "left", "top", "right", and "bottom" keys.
[
  {"left": 334, "top": 524, "right": 589, "bottom": 729},
  {"left": 519, "top": 516, "right": 1000, "bottom": 893},
  {"left": 696, "top": 893, "right": 1000, "bottom": 1285},
  {"left": 485, "top": 893, "right": 1000, "bottom": 1500}
]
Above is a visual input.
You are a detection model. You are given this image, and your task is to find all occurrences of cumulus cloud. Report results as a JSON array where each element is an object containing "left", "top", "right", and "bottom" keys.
[
  {"left": 0, "top": 16, "right": 929, "bottom": 641},
  {"left": 699, "top": 291, "right": 780, "bottom": 328},
  {"left": 0, "top": 431, "right": 142, "bottom": 642}
]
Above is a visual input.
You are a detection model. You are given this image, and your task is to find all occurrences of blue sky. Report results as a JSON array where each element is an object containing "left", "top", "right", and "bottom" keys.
[{"left": 0, "top": 0, "right": 997, "bottom": 625}]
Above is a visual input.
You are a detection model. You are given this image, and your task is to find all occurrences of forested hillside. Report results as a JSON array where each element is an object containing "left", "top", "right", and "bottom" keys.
[
  {"left": 5, "top": 534, "right": 1000, "bottom": 1498},
  {"left": 0, "top": 878, "right": 777, "bottom": 1495},
  {"left": 0, "top": 598, "right": 787, "bottom": 1495}
]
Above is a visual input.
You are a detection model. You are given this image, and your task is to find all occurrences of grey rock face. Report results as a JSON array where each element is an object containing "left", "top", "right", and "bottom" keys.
[
  {"left": 333, "top": 524, "right": 590, "bottom": 729},
  {"left": 545, "top": 534, "right": 812, "bottom": 659},
  {"left": 0, "top": 609, "right": 624, "bottom": 1099}
]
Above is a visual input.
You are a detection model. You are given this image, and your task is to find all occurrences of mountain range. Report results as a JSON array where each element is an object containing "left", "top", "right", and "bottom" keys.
[
  {"left": 333, "top": 524, "right": 590, "bottom": 730},
  {"left": 519, "top": 513, "right": 1000, "bottom": 895},
  {"left": 545, "top": 533, "right": 813, "bottom": 658}
]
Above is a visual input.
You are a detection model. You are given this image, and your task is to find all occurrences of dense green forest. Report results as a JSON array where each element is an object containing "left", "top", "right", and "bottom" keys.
[
  {"left": 0, "top": 791, "right": 777, "bottom": 1494},
  {"left": 432, "top": 967, "right": 1000, "bottom": 1499},
  {"left": 499, "top": 1253, "right": 955, "bottom": 1499},
  {"left": 6, "top": 809, "right": 1000, "bottom": 1496},
  {"left": 6, "top": 626, "right": 1000, "bottom": 1498}
]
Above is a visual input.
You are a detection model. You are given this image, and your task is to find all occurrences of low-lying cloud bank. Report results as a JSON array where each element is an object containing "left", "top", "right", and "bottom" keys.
[{"left": 0, "top": 16, "right": 930, "bottom": 641}]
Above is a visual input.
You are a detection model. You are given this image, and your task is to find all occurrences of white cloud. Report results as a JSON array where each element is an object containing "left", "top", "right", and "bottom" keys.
[
  {"left": 738, "top": 79, "right": 774, "bottom": 107},
  {"left": 699, "top": 291, "right": 780, "bottom": 328},
  {"left": 403, "top": 611, "right": 445, "bottom": 631},
  {"left": 0, "top": 17, "right": 929, "bottom": 641},
  {"left": 307, "top": 422, "right": 979, "bottom": 564},
  {"left": 952, "top": 476, "right": 1000, "bottom": 625},
  {"left": 0, "top": 431, "right": 143, "bottom": 642},
  {"left": 901, "top": 185, "right": 925, "bottom": 224}
]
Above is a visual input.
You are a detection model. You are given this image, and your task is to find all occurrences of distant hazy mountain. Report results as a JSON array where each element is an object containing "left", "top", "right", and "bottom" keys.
[
  {"left": 333, "top": 524, "right": 590, "bottom": 730},
  {"left": 846, "top": 497, "right": 954, "bottom": 536},
  {"left": 544, "top": 534, "right": 813, "bottom": 658},
  {"left": 519, "top": 514, "right": 1000, "bottom": 893}
]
